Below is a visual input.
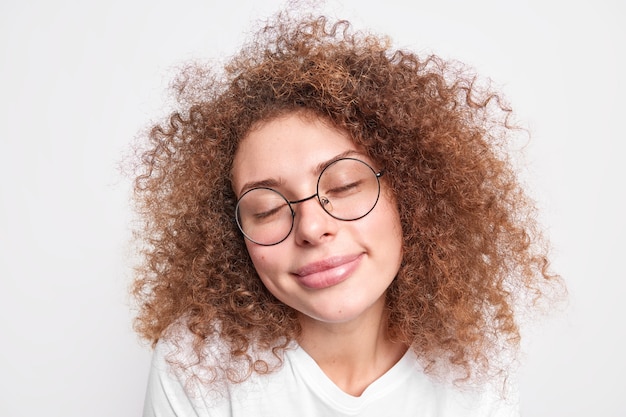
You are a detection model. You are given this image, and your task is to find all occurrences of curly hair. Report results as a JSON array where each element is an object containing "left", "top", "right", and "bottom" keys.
[{"left": 130, "top": 11, "right": 561, "bottom": 385}]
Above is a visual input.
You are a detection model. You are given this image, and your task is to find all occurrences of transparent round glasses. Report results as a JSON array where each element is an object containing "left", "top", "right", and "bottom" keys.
[{"left": 235, "top": 157, "right": 384, "bottom": 246}]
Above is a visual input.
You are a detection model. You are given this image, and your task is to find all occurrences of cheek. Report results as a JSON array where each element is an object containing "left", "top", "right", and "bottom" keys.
[
  {"left": 374, "top": 197, "right": 404, "bottom": 262},
  {"left": 244, "top": 243, "right": 277, "bottom": 278},
  {"left": 376, "top": 195, "right": 402, "bottom": 236},
  {"left": 245, "top": 246, "right": 288, "bottom": 300}
]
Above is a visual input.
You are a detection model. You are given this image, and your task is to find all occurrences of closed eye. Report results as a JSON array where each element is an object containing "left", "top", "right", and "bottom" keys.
[
  {"left": 253, "top": 205, "right": 284, "bottom": 220},
  {"left": 326, "top": 180, "right": 363, "bottom": 197}
]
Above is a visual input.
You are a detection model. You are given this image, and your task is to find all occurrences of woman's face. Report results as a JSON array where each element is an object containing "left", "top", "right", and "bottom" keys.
[{"left": 231, "top": 113, "right": 403, "bottom": 324}]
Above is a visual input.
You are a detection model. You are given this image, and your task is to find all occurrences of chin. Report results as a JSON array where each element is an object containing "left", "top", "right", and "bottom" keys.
[{"left": 298, "top": 294, "right": 386, "bottom": 325}]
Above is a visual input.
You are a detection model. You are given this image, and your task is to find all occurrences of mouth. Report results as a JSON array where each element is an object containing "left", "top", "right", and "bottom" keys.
[{"left": 293, "top": 253, "right": 364, "bottom": 289}]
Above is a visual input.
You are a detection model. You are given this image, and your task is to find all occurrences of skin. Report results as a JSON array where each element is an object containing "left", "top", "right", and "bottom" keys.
[{"left": 231, "top": 112, "right": 406, "bottom": 396}]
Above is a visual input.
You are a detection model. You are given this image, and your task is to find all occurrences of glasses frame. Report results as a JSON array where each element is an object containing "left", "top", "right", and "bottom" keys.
[{"left": 235, "top": 157, "right": 385, "bottom": 246}]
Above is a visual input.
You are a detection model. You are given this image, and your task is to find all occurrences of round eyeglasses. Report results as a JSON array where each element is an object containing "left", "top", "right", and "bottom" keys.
[{"left": 235, "top": 157, "right": 384, "bottom": 246}]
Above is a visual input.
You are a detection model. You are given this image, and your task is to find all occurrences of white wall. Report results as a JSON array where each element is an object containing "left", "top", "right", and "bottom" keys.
[{"left": 1, "top": 1, "right": 623, "bottom": 416}]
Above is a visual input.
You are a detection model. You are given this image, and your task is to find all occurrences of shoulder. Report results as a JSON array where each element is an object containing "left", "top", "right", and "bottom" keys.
[
  {"left": 142, "top": 326, "right": 227, "bottom": 417},
  {"left": 142, "top": 322, "right": 291, "bottom": 417},
  {"left": 426, "top": 377, "right": 520, "bottom": 417},
  {"left": 382, "top": 350, "right": 520, "bottom": 417},
  {"left": 142, "top": 323, "right": 244, "bottom": 417}
]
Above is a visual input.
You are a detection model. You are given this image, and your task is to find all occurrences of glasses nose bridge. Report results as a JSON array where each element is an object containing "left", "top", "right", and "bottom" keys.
[
  {"left": 288, "top": 192, "right": 319, "bottom": 211},
  {"left": 289, "top": 191, "right": 335, "bottom": 226}
]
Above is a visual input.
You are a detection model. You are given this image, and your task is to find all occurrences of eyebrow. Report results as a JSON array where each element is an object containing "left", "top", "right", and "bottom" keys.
[
  {"left": 237, "top": 149, "right": 365, "bottom": 196},
  {"left": 238, "top": 178, "right": 284, "bottom": 196},
  {"left": 312, "top": 149, "right": 363, "bottom": 176}
]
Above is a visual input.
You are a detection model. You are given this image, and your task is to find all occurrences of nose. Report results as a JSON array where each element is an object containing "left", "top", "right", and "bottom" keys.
[{"left": 291, "top": 195, "right": 337, "bottom": 246}]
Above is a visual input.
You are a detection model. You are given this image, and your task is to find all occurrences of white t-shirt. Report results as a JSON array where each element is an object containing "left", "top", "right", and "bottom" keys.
[{"left": 143, "top": 335, "right": 519, "bottom": 417}]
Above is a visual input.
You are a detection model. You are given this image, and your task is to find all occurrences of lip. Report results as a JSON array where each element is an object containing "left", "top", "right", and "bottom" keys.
[{"left": 293, "top": 253, "right": 363, "bottom": 289}]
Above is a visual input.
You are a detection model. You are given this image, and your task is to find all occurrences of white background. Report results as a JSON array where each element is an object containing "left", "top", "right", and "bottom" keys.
[{"left": 1, "top": 0, "right": 623, "bottom": 416}]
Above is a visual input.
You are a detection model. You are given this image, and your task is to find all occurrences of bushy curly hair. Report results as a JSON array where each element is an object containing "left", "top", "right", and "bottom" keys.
[{"left": 130, "top": 10, "right": 561, "bottom": 384}]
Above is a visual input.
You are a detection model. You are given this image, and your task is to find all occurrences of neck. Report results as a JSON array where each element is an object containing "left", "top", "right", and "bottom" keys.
[{"left": 297, "top": 296, "right": 407, "bottom": 396}]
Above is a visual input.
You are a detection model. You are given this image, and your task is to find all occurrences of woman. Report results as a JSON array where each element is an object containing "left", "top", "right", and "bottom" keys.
[{"left": 131, "top": 10, "right": 561, "bottom": 416}]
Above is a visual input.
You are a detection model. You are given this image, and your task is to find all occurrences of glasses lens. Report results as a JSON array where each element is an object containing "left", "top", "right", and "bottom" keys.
[
  {"left": 317, "top": 158, "right": 381, "bottom": 221},
  {"left": 236, "top": 188, "right": 293, "bottom": 245}
]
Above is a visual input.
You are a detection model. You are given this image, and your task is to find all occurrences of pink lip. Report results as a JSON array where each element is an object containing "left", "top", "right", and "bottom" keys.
[{"left": 293, "top": 254, "right": 363, "bottom": 289}]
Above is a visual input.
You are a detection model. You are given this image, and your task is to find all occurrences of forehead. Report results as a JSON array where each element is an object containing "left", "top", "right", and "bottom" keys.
[
  {"left": 231, "top": 113, "right": 359, "bottom": 191},
  {"left": 238, "top": 113, "right": 353, "bottom": 155}
]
